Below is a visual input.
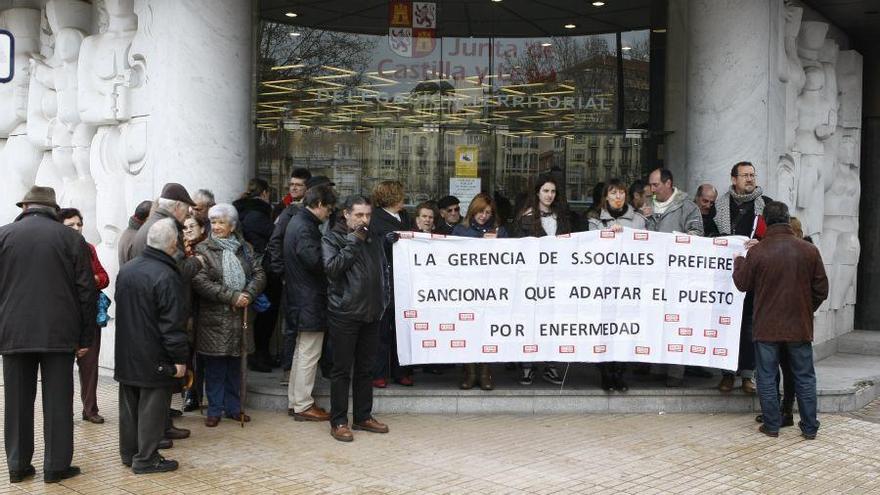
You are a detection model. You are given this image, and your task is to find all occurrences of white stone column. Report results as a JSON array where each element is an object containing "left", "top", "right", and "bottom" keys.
[
  {"left": 666, "top": 0, "right": 785, "bottom": 194},
  {"left": 134, "top": 0, "right": 253, "bottom": 204}
]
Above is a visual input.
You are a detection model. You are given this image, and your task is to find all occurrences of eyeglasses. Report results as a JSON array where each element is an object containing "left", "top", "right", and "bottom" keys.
[
  {"left": 445, "top": 206, "right": 460, "bottom": 213},
  {"left": 737, "top": 174, "right": 757, "bottom": 179}
]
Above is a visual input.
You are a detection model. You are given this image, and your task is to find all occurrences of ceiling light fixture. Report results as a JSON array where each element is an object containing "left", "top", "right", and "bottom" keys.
[
  {"left": 289, "top": 32, "right": 301, "bottom": 37},
  {"left": 592, "top": 1, "right": 605, "bottom": 6},
  {"left": 491, "top": 0, "right": 502, "bottom": 3},
  {"left": 541, "top": 42, "right": 552, "bottom": 47},
  {"left": 564, "top": 23, "right": 576, "bottom": 29},
  {"left": 621, "top": 45, "right": 632, "bottom": 51},
  {"left": 285, "top": 12, "right": 298, "bottom": 17}
]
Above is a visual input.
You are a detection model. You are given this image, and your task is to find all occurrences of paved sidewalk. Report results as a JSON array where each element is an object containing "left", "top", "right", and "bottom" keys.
[{"left": 1, "top": 374, "right": 880, "bottom": 494}]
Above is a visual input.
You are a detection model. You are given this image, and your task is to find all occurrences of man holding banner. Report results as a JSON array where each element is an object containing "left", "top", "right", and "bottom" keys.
[{"left": 732, "top": 201, "right": 827, "bottom": 439}]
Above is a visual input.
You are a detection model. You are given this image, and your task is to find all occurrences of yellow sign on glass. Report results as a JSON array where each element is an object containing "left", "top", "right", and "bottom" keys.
[{"left": 454, "top": 145, "right": 479, "bottom": 177}]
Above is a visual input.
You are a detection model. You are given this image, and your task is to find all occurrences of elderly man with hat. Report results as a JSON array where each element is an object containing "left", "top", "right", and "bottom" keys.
[
  {"left": 0, "top": 186, "right": 97, "bottom": 483},
  {"left": 125, "top": 183, "right": 198, "bottom": 442},
  {"left": 435, "top": 195, "right": 462, "bottom": 235}
]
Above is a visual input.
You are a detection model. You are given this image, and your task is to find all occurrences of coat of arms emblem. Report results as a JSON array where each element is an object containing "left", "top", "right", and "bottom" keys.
[{"left": 389, "top": 1, "right": 437, "bottom": 58}]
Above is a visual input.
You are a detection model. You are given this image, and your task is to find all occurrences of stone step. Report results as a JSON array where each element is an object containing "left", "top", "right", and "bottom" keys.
[
  {"left": 838, "top": 330, "right": 880, "bottom": 356},
  {"left": 246, "top": 353, "right": 880, "bottom": 415}
]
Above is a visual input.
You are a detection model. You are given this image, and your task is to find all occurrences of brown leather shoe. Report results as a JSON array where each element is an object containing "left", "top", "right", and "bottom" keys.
[
  {"left": 352, "top": 417, "right": 389, "bottom": 434},
  {"left": 460, "top": 364, "right": 477, "bottom": 390},
  {"left": 741, "top": 378, "right": 756, "bottom": 394},
  {"left": 292, "top": 404, "right": 331, "bottom": 422},
  {"left": 82, "top": 413, "right": 105, "bottom": 424},
  {"left": 717, "top": 375, "right": 735, "bottom": 393},
  {"left": 478, "top": 364, "right": 494, "bottom": 391},
  {"left": 758, "top": 425, "right": 779, "bottom": 437},
  {"left": 331, "top": 423, "right": 354, "bottom": 442},
  {"left": 205, "top": 416, "right": 220, "bottom": 427}
]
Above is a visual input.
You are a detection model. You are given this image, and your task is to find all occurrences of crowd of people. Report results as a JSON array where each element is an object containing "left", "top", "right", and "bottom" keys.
[{"left": 0, "top": 160, "right": 828, "bottom": 482}]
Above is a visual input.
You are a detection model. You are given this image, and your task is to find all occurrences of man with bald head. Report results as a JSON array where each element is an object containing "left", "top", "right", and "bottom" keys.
[{"left": 695, "top": 184, "right": 719, "bottom": 237}]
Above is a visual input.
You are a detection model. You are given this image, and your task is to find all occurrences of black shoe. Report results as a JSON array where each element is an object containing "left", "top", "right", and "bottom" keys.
[
  {"left": 612, "top": 374, "right": 629, "bottom": 392},
  {"left": 44, "top": 465, "right": 81, "bottom": 483},
  {"left": 122, "top": 459, "right": 132, "bottom": 467},
  {"left": 599, "top": 372, "right": 613, "bottom": 392},
  {"left": 684, "top": 366, "right": 714, "bottom": 378},
  {"left": 132, "top": 457, "right": 179, "bottom": 474},
  {"left": 665, "top": 377, "right": 684, "bottom": 388},
  {"left": 158, "top": 438, "right": 173, "bottom": 450},
  {"left": 164, "top": 426, "right": 190, "bottom": 440},
  {"left": 781, "top": 414, "right": 794, "bottom": 427},
  {"left": 169, "top": 408, "right": 183, "bottom": 418},
  {"left": 9, "top": 465, "right": 35, "bottom": 483},
  {"left": 183, "top": 394, "right": 200, "bottom": 412}
]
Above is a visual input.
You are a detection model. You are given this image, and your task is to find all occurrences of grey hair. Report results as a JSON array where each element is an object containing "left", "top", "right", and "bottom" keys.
[
  {"left": 146, "top": 218, "right": 179, "bottom": 251},
  {"left": 207, "top": 203, "right": 238, "bottom": 228},
  {"left": 193, "top": 189, "right": 216, "bottom": 206}
]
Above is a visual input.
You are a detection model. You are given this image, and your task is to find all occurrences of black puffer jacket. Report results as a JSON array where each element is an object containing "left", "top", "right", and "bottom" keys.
[
  {"left": 233, "top": 197, "right": 274, "bottom": 255},
  {"left": 192, "top": 237, "right": 267, "bottom": 356},
  {"left": 322, "top": 220, "right": 387, "bottom": 322},
  {"left": 114, "top": 247, "right": 189, "bottom": 387},
  {"left": 284, "top": 208, "right": 327, "bottom": 332},
  {"left": 0, "top": 209, "right": 96, "bottom": 353},
  {"left": 266, "top": 203, "right": 301, "bottom": 276}
]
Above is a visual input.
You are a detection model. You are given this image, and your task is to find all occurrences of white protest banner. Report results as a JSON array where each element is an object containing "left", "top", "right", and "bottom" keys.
[{"left": 393, "top": 229, "right": 747, "bottom": 371}]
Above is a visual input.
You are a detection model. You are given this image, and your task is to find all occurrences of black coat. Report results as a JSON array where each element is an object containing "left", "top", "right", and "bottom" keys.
[
  {"left": 283, "top": 208, "right": 327, "bottom": 332},
  {"left": 0, "top": 210, "right": 96, "bottom": 354},
  {"left": 233, "top": 197, "right": 274, "bottom": 255},
  {"left": 266, "top": 203, "right": 300, "bottom": 276},
  {"left": 322, "top": 221, "right": 387, "bottom": 322},
  {"left": 369, "top": 207, "right": 411, "bottom": 269},
  {"left": 114, "top": 247, "right": 189, "bottom": 387}
]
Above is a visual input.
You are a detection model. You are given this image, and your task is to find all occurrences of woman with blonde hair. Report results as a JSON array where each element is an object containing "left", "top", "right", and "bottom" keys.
[{"left": 451, "top": 193, "right": 506, "bottom": 390}]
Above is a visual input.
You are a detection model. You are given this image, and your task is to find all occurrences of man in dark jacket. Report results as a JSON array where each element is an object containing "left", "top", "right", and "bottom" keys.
[
  {"left": 0, "top": 186, "right": 96, "bottom": 484},
  {"left": 733, "top": 201, "right": 828, "bottom": 439},
  {"left": 268, "top": 175, "right": 333, "bottom": 384},
  {"left": 117, "top": 200, "right": 153, "bottom": 268},
  {"left": 115, "top": 218, "right": 189, "bottom": 474},
  {"left": 694, "top": 184, "right": 719, "bottom": 237},
  {"left": 323, "top": 195, "right": 389, "bottom": 442},
  {"left": 715, "top": 162, "right": 772, "bottom": 394},
  {"left": 285, "top": 185, "right": 336, "bottom": 422},
  {"left": 126, "top": 182, "right": 197, "bottom": 441}
]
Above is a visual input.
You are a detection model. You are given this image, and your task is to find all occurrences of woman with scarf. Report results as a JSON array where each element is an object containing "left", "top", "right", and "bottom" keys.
[
  {"left": 451, "top": 193, "right": 507, "bottom": 390},
  {"left": 193, "top": 204, "right": 266, "bottom": 426},
  {"left": 588, "top": 178, "right": 647, "bottom": 392},
  {"left": 513, "top": 174, "right": 574, "bottom": 387}
]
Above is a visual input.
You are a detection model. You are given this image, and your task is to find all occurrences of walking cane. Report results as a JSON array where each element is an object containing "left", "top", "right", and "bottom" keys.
[{"left": 240, "top": 305, "right": 249, "bottom": 428}]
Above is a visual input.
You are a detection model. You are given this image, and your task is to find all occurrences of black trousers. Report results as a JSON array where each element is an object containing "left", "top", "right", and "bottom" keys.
[
  {"left": 372, "top": 304, "right": 410, "bottom": 380},
  {"left": 119, "top": 384, "right": 172, "bottom": 469},
  {"left": 329, "top": 315, "right": 380, "bottom": 427},
  {"left": 254, "top": 272, "right": 282, "bottom": 361},
  {"left": 3, "top": 352, "right": 75, "bottom": 473}
]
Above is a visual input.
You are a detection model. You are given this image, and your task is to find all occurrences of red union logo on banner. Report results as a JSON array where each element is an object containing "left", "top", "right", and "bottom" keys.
[
  {"left": 593, "top": 345, "right": 607, "bottom": 354},
  {"left": 439, "top": 323, "right": 455, "bottom": 331},
  {"left": 635, "top": 346, "right": 651, "bottom": 355},
  {"left": 422, "top": 339, "right": 437, "bottom": 348},
  {"left": 482, "top": 345, "right": 498, "bottom": 354},
  {"left": 690, "top": 345, "right": 707, "bottom": 354},
  {"left": 523, "top": 344, "right": 538, "bottom": 353},
  {"left": 414, "top": 322, "right": 429, "bottom": 331},
  {"left": 675, "top": 235, "right": 691, "bottom": 244},
  {"left": 459, "top": 313, "right": 474, "bottom": 321},
  {"left": 713, "top": 348, "right": 728, "bottom": 356},
  {"left": 600, "top": 230, "right": 615, "bottom": 239},
  {"left": 719, "top": 316, "right": 731, "bottom": 325},
  {"left": 403, "top": 310, "right": 418, "bottom": 319},
  {"left": 388, "top": 0, "right": 436, "bottom": 58},
  {"left": 451, "top": 340, "right": 466, "bottom": 348},
  {"left": 633, "top": 232, "right": 649, "bottom": 241},
  {"left": 704, "top": 329, "right": 718, "bottom": 338},
  {"left": 664, "top": 314, "right": 680, "bottom": 322},
  {"left": 559, "top": 345, "right": 575, "bottom": 353},
  {"left": 667, "top": 344, "right": 684, "bottom": 352},
  {"left": 713, "top": 238, "right": 729, "bottom": 246},
  {"left": 678, "top": 327, "right": 693, "bottom": 336}
]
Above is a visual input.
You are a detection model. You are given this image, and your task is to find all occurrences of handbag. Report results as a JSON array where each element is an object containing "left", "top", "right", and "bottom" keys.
[{"left": 96, "top": 291, "right": 112, "bottom": 327}]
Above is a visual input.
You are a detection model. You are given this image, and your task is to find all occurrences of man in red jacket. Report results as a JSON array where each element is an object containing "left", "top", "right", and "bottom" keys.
[{"left": 733, "top": 201, "right": 828, "bottom": 439}]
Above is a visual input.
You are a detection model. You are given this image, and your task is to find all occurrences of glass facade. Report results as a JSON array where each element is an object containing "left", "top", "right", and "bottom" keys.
[{"left": 256, "top": 21, "right": 651, "bottom": 207}]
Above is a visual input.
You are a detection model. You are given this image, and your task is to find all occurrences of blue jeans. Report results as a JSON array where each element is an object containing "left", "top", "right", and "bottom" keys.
[
  {"left": 755, "top": 342, "right": 819, "bottom": 435},
  {"left": 202, "top": 355, "right": 241, "bottom": 418}
]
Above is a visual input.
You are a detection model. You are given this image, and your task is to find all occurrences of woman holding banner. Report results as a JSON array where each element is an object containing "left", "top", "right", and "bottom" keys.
[
  {"left": 513, "top": 174, "right": 573, "bottom": 386},
  {"left": 452, "top": 193, "right": 507, "bottom": 390},
  {"left": 588, "top": 178, "right": 647, "bottom": 392}
]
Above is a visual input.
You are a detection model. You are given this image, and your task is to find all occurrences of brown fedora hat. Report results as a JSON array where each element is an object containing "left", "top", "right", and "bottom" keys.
[{"left": 16, "top": 185, "right": 60, "bottom": 210}]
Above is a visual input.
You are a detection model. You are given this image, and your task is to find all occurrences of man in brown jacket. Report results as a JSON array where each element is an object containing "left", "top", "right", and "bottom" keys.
[{"left": 732, "top": 201, "right": 828, "bottom": 439}]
